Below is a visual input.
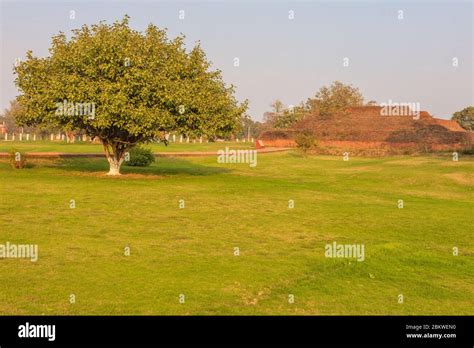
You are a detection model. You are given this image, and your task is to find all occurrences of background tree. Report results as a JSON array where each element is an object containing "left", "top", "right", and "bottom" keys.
[
  {"left": 270, "top": 99, "right": 285, "bottom": 115},
  {"left": 306, "top": 81, "right": 364, "bottom": 118},
  {"left": 263, "top": 99, "right": 285, "bottom": 126},
  {"left": 273, "top": 102, "right": 309, "bottom": 129},
  {"left": 14, "top": 16, "right": 247, "bottom": 175},
  {"left": 235, "top": 115, "right": 259, "bottom": 140},
  {"left": 252, "top": 121, "right": 267, "bottom": 138},
  {"left": 452, "top": 106, "right": 474, "bottom": 131},
  {"left": 1, "top": 100, "right": 23, "bottom": 133},
  {"left": 263, "top": 111, "right": 277, "bottom": 125},
  {"left": 1, "top": 99, "right": 56, "bottom": 136}
]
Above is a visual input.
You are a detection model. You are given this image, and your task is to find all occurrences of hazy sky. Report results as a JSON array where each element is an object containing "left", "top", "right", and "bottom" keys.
[{"left": 1, "top": 0, "right": 473, "bottom": 120}]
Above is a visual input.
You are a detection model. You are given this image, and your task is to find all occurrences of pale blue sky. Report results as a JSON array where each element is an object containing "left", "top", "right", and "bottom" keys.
[{"left": 1, "top": 0, "right": 473, "bottom": 120}]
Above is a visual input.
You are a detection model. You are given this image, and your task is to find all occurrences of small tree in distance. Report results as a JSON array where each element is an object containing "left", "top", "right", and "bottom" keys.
[
  {"left": 14, "top": 16, "right": 247, "bottom": 175},
  {"left": 1, "top": 99, "right": 56, "bottom": 136},
  {"left": 270, "top": 99, "right": 285, "bottom": 115},
  {"left": 452, "top": 107, "right": 474, "bottom": 131},
  {"left": 295, "top": 130, "right": 315, "bottom": 153},
  {"left": 1, "top": 100, "right": 24, "bottom": 133},
  {"left": 306, "top": 81, "right": 365, "bottom": 118}
]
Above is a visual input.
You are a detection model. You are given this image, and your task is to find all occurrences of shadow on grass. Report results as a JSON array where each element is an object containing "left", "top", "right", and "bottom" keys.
[
  {"left": 287, "top": 150, "right": 307, "bottom": 158},
  {"left": 52, "top": 157, "right": 230, "bottom": 177}
]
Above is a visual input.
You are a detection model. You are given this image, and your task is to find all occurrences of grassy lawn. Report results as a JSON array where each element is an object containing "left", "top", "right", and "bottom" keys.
[
  {"left": 0, "top": 151, "right": 472, "bottom": 315},
  {"left": 0, "top": 140, "right": 253, "bottom": 153}
]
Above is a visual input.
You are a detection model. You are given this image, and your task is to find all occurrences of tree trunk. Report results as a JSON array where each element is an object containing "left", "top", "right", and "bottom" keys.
[
  {"left": 102, "top": 140, "right": 128, "bottom": 176},
  {"left": 106, "top": 156, "right": 123, "bottom": 176}
]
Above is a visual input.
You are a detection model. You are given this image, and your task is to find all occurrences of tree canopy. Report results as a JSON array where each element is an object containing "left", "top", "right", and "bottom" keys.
[
  {"left": 1, "top": 100, "right": 24, "bottom": 133},
  {"left": 452, "top": 106, "right": 474, "bottom": 131},
  {"left": 306, "top": 81, "right": 364, "bottom": 118},
  {"left": 264, "top": 82, "right": 366, "bottom": 129},
  {"left": 14, "top": 16, "right": 247, "bottom": 175}
]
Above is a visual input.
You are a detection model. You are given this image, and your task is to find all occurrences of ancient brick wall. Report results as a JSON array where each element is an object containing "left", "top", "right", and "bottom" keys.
[{"left": 260, "top": 106, "right": 473, "bottom": 153}]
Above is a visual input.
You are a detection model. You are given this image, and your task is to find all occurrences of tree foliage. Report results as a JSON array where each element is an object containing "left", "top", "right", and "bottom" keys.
[
  {"left": 452, "top": 106, "right": 474, "bottom": 131},
  {"left": 270, "top": 99, "right": 285, "bottom": 115},
  {"left": 264, "top": 82, "right": 367, "bottom": 130},
  {"left": 1, "top": 100, "right": 26, "bottom": 133},
  {"left": 1, "top": 99, "right": 56, "bottom": 135},
  {"left": 14, "top": 16, "right": 247, "bottom": 174},
  {"left": 273, "top": 102, "right": 308, "bottom": 129},
  {"left": 235, "top": 115, "right": 260, "bottom": 140},
  {"left": 295, "top": 130, "right": 315, "bottom": 153},
  {"left": 306, "top": 81, "right": 364, "bottom": 118}
]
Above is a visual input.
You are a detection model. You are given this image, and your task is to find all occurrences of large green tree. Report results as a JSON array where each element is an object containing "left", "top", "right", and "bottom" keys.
[
  {"left": 14, "top": 16, "right": 247, "bottom": 175},
  {"left": 452, "top": 106, "right": 474, "bottom": 131}
]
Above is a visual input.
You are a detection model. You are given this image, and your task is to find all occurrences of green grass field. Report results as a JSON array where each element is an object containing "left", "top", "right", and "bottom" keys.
[
  {"left": 0, "top": 140, "right": 253, "bottom": 153},
  {"left": 0, "top": 146, "right": 473, "bottom": 315}
]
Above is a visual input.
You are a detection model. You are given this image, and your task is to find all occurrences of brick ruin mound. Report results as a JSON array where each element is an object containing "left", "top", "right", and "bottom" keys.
[{"left": 261, "top": 106, "right": 473, "bottom": 155}]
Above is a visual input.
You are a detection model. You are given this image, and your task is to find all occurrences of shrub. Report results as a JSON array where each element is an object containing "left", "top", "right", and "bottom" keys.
[
  {"left": 295, "top": 131, "right": 315, "bottom": 153},
  {"left": 124, "top": 146, "right": 155, "bottom": 167},
  {"left": 260, "top": 129, "right": 299, "bottom": 140},
  {"left": 9, "top": 149, "right": 27, "bottom": 169}
]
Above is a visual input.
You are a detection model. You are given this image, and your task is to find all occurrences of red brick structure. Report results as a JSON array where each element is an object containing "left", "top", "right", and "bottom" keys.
[
  {"left": 0, "top": 121, "right": 7, "bottom": 134},
  {"left": 261, "top": 106, "right": 473, "bottom": 154}
]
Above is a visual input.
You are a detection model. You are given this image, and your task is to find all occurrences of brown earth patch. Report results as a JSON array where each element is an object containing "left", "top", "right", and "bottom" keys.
[
  {"left": 444, "top": 173, "right": 474, "bottom": 186},
  {"left": 56, "top": 171, "right": 165, "bottom": 180}
]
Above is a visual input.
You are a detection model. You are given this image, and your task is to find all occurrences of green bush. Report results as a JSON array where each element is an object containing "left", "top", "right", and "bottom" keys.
[
  {"left": 124, "top": 146, "right": 155, "bottom": 167},
  {"left": 9, "top": 149, "right": 27, "bottom": 169},
  {"left": 295, "top": 131, "right": 315, "bottom": 153}
]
